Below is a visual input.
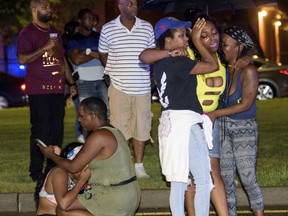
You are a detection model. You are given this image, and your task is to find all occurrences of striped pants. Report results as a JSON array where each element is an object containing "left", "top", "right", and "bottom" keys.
[{"left": 220, "top": 117, "right": 264, "bottom": 216}]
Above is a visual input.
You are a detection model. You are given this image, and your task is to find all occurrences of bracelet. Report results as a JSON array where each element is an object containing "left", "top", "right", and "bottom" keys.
[{"left": 69, "top": 83, "right": 77, "bottom": 87}]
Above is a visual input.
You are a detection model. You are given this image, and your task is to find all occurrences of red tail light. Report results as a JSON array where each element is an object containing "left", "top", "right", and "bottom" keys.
[
  {"left": 280, "top": 69, "right": 288, "bottom": 76},
  {"left": 20, "top": 83, "right": 26, "bottom": 91}
]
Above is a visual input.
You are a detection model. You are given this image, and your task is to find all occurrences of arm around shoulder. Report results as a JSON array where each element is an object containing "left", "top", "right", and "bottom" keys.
[{"left": 139, "top": 48, "right": 170, "bottom": 64}]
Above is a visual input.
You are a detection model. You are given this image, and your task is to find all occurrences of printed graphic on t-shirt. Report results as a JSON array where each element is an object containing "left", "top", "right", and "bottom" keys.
[
  {"left": 158, "top": 72, "right": 169, "bottom": 108},
  {"left": 43, "top": 49, "right": 60, "bottom": 67}
]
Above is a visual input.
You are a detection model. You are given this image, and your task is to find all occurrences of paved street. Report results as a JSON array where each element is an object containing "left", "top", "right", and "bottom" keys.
[
  {"left": 1, "top": 209, "right": 288, "bottom": 216},
  {"left": 1, "top": 188, "right": 287, "bottom": 216}
]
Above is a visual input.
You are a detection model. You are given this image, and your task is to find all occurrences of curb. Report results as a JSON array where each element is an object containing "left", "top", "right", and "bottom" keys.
[{"left": 0, "top": 187, "right": 287, "bottom": 214}]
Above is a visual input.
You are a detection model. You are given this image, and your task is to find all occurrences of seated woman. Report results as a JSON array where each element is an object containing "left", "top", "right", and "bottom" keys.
[{"left": 35, "top": 142, "right": 92, "bottom": 216}]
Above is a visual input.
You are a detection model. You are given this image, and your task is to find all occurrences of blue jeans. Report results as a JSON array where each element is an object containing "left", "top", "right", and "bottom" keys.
[
  {"left": 77, "top": 79, "right": 108, "bottom": 107},
  {"left": 209, "top": 118, "right": 221, "bottom": 158},
  {"left": 170, "top": 124, "right": 211, "bottom": 216}
]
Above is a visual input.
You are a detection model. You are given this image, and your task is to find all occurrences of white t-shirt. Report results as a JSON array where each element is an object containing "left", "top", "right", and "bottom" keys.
[{"left": 99, "top": 16, "right": 155, "bottom": 95}]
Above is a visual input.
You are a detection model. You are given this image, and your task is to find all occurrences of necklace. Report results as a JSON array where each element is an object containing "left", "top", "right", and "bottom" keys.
[{"left": 32, "top": 22, "right": 50, "bottom": 32}]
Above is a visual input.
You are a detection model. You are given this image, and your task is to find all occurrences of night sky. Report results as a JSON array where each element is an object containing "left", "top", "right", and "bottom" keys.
[{"left": 277, "top": 0, "right": 288, "bottom": 12}]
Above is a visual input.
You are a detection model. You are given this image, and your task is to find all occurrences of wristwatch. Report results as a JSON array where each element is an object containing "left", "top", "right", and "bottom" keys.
[{"left": 86, "top": 48, "right": 92, "bottom": 55}]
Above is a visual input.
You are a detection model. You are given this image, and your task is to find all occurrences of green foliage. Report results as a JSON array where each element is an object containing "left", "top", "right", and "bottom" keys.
[
  {"left": 0, "top": 99, "right": 287, "bottom": 192},
  {"left": 0, "top": 0, "right": 97, "bottom": 44},
  {"left": 0, "top": 0, "right": 30, "bottom": 43}
]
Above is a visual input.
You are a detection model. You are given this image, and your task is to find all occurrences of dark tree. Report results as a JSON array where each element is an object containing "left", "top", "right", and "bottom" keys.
[{"left": 0, "top": 0, "right": 97, "bottom": 44}]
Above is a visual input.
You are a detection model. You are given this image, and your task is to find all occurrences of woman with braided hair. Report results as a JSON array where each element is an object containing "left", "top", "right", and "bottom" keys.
[{"left": 207, "top": 26, "right": 264, "bottom": 216}]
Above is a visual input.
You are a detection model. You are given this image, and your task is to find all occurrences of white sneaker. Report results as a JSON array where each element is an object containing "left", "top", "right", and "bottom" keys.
[
  {"left": 77, "top": 134, "right": 85, "bottom": 143},
  {"left": 135, "top": 163, "right": 150, "bottom": 178}
]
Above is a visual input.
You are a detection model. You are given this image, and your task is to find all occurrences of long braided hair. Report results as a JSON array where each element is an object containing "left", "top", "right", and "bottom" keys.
[{"left": 34, "top": 142, "right": 83, "bottom": 208}]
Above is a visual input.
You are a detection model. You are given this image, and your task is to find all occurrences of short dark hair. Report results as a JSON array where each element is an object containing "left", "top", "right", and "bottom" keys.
[
  {"left": 64, "top": 21, "right": 80, "bottom": 36},
  {"left": 80, "top": 97, "right": 108, "bottom": 121},
  {"left": 78, "top": 8, "right": 93, "bottom": 19},
  {"left": 30, "top": 0, "right": 45, "bottom": 8},
  {"left": 94, "top": 14, "right": 99, "bottom": 23}
]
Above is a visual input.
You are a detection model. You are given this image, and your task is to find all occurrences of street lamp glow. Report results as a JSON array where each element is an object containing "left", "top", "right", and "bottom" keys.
[
  {"left": 258, "top": 10, "right": 267, "bottom": 17},
  {"left": 274, "top": 21, "right": 281, "bottom": 65},
  {"left": 258, "top": 10, "right": 267, "bottom": 57},
  {"left": 276, "top": 14, "right": 281, "bottom": 19},
  {"left": 275, "top": 21, "right": 282, "bottom": 27}
]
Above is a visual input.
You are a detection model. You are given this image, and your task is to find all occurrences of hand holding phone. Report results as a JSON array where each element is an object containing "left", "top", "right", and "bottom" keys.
[{"left": 35, "top": 139, "right": 47, "bottom": 147}]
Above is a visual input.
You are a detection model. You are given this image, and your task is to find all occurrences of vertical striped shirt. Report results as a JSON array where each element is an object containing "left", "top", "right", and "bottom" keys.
[{"left": 99, "top": 16, "right": 155, "bottom": 95}]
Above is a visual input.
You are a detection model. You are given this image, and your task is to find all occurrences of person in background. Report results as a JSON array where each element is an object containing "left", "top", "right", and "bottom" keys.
[
  {"left": 67, "top": 8, "right": 108, "bottom": 111},
  {"left": 38, "top": 97, "right": 140, "bottom": 216},
  {"left": 17, "top": 0, "right": 77, "bottom": 183},
  {"left": 184, "top": 14, "right": 229, "bottom": 216},
  {"left": 62, "top": 20, "right": 85, "bottom": 143},
  {"left": 35, "top": 142, "right": 92, "bottom": 216},
  {"left": 98, "top": 0, "right": 155, "bottom": 178},
  {"left": 140, "top": 16, "right": 218, "bottom": 216},
  {"left": 62, "top": 21, "right": 80, "bottom": 51},
  {"left": 92, "top": 14, "right": 99, "bottom": 32},
  {"left": 207, "top": 26, "right": 264, "bottom": 216}
]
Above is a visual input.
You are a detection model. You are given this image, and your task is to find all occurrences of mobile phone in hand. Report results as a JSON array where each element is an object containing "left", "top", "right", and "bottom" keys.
[{"left": 35, "top": 139, "right": 47, "bottom": 147}]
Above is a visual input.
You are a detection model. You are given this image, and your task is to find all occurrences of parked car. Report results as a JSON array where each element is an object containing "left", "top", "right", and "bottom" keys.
[
  {"left": 253, "top": 55, "right": 288, "bottom": 100},
  {"left": 0, "top": 72, "right": 27, "bottom": 109},
  {"left": 151, "top": 56, "right": 288, "bottom": 102}
]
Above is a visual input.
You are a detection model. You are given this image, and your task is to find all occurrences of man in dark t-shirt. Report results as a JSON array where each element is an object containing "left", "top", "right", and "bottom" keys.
[{"left": 17, "top": 0, "right": 77, "bottom": 182}]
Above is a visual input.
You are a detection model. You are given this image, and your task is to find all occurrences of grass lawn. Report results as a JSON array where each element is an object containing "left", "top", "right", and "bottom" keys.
[{"left": 0, "top": 98, "right": 287, "bottom": 192}]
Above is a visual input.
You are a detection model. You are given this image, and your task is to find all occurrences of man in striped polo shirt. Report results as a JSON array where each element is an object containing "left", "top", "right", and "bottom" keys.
[{"left": 99, "top": 0, "right": 155, "bottom": 178}]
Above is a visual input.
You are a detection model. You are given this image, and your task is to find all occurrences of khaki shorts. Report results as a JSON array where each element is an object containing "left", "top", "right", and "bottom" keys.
[{"left": 108, "top": 84, "right": 152, "bottom": 141}]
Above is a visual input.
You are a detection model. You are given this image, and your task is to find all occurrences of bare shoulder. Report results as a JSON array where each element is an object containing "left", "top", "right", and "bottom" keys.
[
  {"left": 243, "top": 63, "right": 257, "bottom": 73},
  {"left": 85, "top": 128, "right": 117, "bottom": 149},
  {"left": 85, "top": 127, "right": 118, "bottom": 159},
  {"left": 241, "top": 64, "right": 259, "bottom": 85},
  {"left": 242, "top": 64, "right": 258, "bottom": 77},
  {"left": 50, "top": 167, "right": 67, "bottom": 178},
  {"left": 90, "top": 127, "right": 116, "bottom": 140}
]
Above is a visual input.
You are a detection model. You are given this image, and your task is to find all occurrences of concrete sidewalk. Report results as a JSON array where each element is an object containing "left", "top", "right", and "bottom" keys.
[{"left": 0, "top": 187, "right": 287, "bottom": 214}]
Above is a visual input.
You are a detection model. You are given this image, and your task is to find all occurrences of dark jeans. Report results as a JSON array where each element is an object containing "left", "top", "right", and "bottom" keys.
[
  {"left": 28, "top": 94, "right": 65, "bottom": 181},
  {"left": 76, "top": 79, "right": 108, "bottom": 106}
]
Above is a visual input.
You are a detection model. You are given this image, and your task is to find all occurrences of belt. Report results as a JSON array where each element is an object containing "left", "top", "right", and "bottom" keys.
[{"left": 110, "top": 176, "right": 137, "bottom": 186}]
